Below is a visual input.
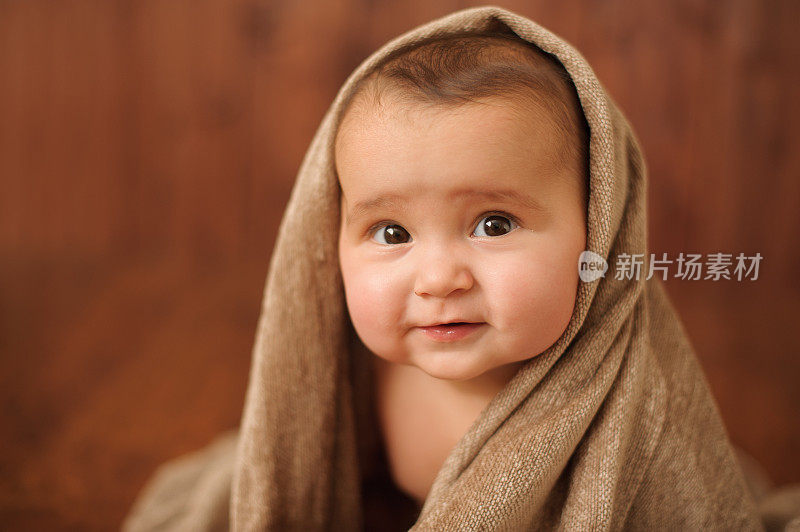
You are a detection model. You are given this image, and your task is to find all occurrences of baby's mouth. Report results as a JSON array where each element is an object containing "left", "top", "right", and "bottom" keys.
[
  {"left": 424, "top": 320, "right": 481, "bottom": 326},
  {"left": 417, "top": 322, "right": 485, "bottom": 342},
  {"left": 422, "top": 321, "right": 479, "bottom": 329}
]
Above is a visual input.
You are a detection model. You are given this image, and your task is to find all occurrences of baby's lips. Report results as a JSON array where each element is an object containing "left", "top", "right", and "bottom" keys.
[
  {"left": 417, "top": 322, "right": 485, "bottom": 342},
  {"left": 418, "top": 318, "right": 484, "bottom": 327}
]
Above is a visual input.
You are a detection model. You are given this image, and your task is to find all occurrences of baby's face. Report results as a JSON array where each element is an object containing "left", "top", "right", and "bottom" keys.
[{"left": 336, "top": 96, "right": 586, "bottom": 381}]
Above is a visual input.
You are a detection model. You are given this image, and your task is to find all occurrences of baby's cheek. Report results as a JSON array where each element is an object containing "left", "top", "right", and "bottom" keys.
[
  {"left": 494, "top": 264, "right": 557, "bottom": 319},
  {"left": 487, "top": 252, "right": 578, "bottom": 350},
  {"left": 349, "top": 268, "right": 398, "bottom": 317},
  {"left": 342, "top": 265, "right": 407, "bottom": 355}
]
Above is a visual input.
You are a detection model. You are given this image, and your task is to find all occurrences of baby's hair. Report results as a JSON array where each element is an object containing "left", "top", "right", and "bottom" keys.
[{"left": 333, "top": 30, "right": 590, "bottom": 206}]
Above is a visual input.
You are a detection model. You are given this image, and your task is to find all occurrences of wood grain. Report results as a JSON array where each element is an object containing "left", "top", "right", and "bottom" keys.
[{"left": 1, "top": 0, "right": 797, "bottom": 528}]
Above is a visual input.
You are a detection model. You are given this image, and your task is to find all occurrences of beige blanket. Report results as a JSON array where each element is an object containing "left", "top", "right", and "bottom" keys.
[{"left": 123, "top": 6, "right": 799, "bottom": 531}]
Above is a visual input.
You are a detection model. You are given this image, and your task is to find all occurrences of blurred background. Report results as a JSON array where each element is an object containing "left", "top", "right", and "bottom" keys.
[{"left": 0, "top": 0, "right": 798, "bottom": 529}]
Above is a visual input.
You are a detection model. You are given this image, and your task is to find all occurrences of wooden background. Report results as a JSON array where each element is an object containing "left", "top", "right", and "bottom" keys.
[{"left": 1, "top": 0, "right": 798, "bottom": 529}]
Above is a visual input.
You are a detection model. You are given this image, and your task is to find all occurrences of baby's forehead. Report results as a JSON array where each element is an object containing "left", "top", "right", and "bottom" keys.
[
  {"left": 337, "top": 99, "right": 569, "bottom": 176},
  {"left": 336, "top": 100, "right": 587, "bottom": 220},
  {"left": 337, "top": 96, "right": 571, "bottom": 174}
]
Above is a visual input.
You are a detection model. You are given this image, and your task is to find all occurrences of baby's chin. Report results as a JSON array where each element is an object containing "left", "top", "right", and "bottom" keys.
[{"left": 405, "top": 349, "right": 499, "bottom": 382}]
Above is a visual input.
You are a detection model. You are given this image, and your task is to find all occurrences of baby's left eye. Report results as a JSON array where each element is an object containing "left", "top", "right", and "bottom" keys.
[{"left": 472, "top": 214, "right": 518, "bottom": 237}]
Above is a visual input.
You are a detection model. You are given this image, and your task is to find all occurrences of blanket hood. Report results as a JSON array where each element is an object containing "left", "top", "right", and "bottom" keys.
[{"left": 228, "top": 5, "right": 762, "bottom": 530}]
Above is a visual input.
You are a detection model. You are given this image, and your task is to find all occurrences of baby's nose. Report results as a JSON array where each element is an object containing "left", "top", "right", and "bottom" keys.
[{"left": 412, "top": 245, "right": 474, "bottom": 298}]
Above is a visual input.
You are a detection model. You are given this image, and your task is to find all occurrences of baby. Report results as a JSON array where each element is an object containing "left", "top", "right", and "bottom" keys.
[{"left": 333, "top": 32, "right": 590, "bottom": 507}]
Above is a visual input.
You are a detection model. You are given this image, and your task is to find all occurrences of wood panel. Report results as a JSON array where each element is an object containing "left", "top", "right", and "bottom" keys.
[{"left": 0, "top": 0, "right": 797, "bottom": 528}]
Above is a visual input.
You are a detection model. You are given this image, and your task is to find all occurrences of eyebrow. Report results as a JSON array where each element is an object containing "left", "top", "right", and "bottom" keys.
[{"left": 346, "top": 187, "right": 545, "bottom": 224}]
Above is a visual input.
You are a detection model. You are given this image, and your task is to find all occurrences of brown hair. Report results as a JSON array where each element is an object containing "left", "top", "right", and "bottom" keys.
[{"left": 334, "top": 30, "right": 590, "bottom": 204}]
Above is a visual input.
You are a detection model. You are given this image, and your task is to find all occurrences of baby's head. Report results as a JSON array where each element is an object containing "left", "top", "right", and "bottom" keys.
[{"left": 335, "top": 32, "right": 589, "bottom": 382}]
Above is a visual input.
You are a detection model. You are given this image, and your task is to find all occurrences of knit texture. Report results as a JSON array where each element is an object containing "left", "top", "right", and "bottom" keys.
[{"left": 122, "top": 6, "right": 783, "bottom": 530}]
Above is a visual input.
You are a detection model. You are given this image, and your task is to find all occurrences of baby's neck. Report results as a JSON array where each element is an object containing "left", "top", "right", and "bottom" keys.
[
  {"left": 371, "top": 356, "right": 524, "bottom": 506},
  {"left": 372, "top": 356, "right": 523, "bottom": 409}
]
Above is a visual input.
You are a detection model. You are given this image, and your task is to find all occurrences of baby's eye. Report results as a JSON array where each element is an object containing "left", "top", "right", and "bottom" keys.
[
  {"left": 473, "top": 214, "right": 518, "bottom": 237},
  {"left": 371, "top": 224, "right": 412, "bottom": 245}
]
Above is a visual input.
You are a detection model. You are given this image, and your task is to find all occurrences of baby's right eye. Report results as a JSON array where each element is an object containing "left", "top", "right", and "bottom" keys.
[{"left": 371, "top": 224, "right": 411, "bottom": 245}]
